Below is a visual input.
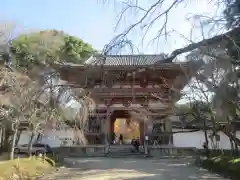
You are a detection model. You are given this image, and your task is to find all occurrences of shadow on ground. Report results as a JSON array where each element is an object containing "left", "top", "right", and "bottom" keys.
[{"left": 43, "top": 157, "right": 229, "bottom": 180}]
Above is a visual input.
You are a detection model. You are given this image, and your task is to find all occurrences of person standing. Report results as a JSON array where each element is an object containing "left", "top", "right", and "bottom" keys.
[
  {"left": 131, "top": 137, "right": 136, "bottom": 152},
  {"left": 119, "top": 134, "right": 123, "bottom": 145},
  {"left": 111, "top": 132, "right": 116, "bottom": 144},
  {"left": 135, "top": 137, "right": 140, "bottom": 152}
]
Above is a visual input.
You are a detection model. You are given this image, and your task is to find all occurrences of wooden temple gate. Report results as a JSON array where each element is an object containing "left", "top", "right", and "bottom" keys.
[{"left": 55, "top": 54, "right": 192, "bottom": 145}]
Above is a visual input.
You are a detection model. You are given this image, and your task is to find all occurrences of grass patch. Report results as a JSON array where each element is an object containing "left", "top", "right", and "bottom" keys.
[{"left": 0, "top": 157, "right": 55, "bottom": 179}]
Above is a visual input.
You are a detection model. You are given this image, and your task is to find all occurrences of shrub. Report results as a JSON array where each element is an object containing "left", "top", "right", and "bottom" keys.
[
  {"left": 228, "top": 158, "right": 240, "bottom": 177},
  {"left": 199, "top": 156, "right": 240, "bottom": 179},
  {"left": 0, "top": 157, "right": 53, "bottom": 179},
  {"left": 44, "top": 156, "right": 56, "bottom": 166}
]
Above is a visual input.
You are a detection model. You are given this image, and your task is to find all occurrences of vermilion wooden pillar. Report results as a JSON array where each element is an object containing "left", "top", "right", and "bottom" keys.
[
  {"left": 139, "top": 122, "right": 144, "bottom": 145},
  {"left": 110, "top": 116, "right": 115, "bottom": 134}
]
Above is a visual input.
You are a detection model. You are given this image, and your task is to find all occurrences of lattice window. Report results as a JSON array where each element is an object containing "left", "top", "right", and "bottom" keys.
[
  {"left": 55, "top": 122, "right": 69, "bottom": 131},
  {"left": 152, "top": 120, "right": 165, "bottom": 133},
  {"left": 88, "top": 116, "right": 101, "bottom": 133},
  {"left": 83, "top": 121, "right": 90, "bottom": 132}
]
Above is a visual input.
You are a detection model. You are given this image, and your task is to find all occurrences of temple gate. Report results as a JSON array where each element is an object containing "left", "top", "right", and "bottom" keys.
[{"left": 55, "top": 54, "right": 193, "bottom": 145}]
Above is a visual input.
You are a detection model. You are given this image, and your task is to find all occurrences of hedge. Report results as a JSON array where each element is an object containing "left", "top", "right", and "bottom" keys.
[{"left": 196, "top": 156, "right": 240, "bottom": 179}]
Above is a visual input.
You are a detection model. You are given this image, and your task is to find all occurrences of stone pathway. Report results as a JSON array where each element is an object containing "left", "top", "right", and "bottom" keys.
[{"left": 42, "top": 157, "right": 229, "bottom": 180}]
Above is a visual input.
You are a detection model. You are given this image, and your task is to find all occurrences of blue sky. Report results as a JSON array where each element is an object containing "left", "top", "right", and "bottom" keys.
[
  {"left": 0, "top": 0, "right": 117, "bottom": 51},
  {"left": 1, "top": 0, "right": 218, "bottom": 54}
]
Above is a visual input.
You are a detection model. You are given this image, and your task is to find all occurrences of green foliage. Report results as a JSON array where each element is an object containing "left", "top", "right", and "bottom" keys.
[
  {"left": 175, "top": 101, "right": 211, "bottom": 122},
  {"left": 175, "top": 103, "right": 194, "bottom": 122},
  {"left": 191, "top": 101, "right": 210, "bottom": 118},
  {"left": 44, "top": 156, "right": 56, "bottom": 166},
  {"left": 11, "top": 29, "right": 96, "bottom": 69},
  {"left": 199, "top": 156, "right": 240, "bottom": 179},
  {"left": 61, "top": 35, "right": 96, "bottom": 64}
]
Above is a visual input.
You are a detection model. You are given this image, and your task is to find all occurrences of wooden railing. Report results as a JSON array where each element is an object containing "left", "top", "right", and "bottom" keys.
[{"left": 88, "top": 87, "right": 169, "bottom": 96}]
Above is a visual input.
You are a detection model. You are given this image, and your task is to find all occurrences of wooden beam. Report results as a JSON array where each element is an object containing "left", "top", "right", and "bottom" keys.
[
  {"left": 57, "top": 63, "right": 190, "bottom": 84},
  {"left": 88, "top": 87, "right": 170, "bottom": 96},
  {"left": 57, "top": 62, "right": 189, "bottom": 71},
  {"left": 96, "top": 99, "right": 172, "bottom": 105}
]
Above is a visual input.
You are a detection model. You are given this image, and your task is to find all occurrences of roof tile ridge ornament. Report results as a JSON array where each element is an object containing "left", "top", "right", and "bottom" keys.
[
  {"left": 154, "top": 54, "right": 175, "bottom": 65},
  {"left": 99, "top": 55, "right": 106, "bottom": 87},
  {"left": 101, "top": 52, "right": 107, "bottom": 65}
]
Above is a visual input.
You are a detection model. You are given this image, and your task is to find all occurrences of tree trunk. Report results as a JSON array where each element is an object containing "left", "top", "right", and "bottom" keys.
[
  {"left": 36, "top": 133, "right": 42, "bottom": 142},
  {"left": 222, "top": 127, "right": 240, "bottom": 147},
  {"left": 233, "top": 129, "right": 239, "bottom": 156},
  {"left": 230, "top": 138, "right": 234, "bottom": 155},
  {"left": 211, "top": 116, "right": 218, "bottom": 150},
  {"left": 0, "top": 127, "right": 5, "bottom": 151},
  {"left": 28, "top": 132, "right": 35, "bottom": 157},
  {"left": 203, "top": 118, "right": 209, "bottom": 157},
  {"left": 234, "top": 142, "right": 239, "bottom": 156},
  {"left": 15, "top": 129, "right": 22, "bottom": 146},
  {"left": 3, "top": 128, "right": 13, "bottom": 152},
  {"left": 9, "top": 128, "right": 18, "bottom": 160},
  {"left": 74, "top": 128, "right": 88, "bottom": 145}
]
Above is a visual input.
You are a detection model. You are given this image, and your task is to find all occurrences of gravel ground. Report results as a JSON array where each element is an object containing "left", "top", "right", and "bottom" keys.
[{"left": 40, "top": 157, "right": 230, "bottom": 180}]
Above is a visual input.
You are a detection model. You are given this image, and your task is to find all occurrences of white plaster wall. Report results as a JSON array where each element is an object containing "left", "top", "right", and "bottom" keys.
[
  {"left": 173, "top": 128, "right": 240, "bottom": 149},
  {"left": 18, "top": 128, "right": 240, "bottom": 149},
  {"left": 18, "top": 130, "right": 74, "bottom": 147}
]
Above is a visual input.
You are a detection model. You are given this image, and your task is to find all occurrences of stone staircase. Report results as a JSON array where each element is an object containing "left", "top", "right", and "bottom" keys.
[{"left": 106, "top": 145, "right": 146, "bottom": 158}]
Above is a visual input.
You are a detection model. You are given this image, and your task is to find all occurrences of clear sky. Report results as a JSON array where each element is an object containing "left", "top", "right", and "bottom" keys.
[
  {"left": 0, "top": 0, "right": 218, "bottom": 54},
  {"left": 0, "top": 0, "right": 117, "bottom": 51}
]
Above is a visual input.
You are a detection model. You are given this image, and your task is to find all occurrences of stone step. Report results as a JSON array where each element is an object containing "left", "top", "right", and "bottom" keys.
[
  {"left": 106, "top": 152, "right": 146, "bottom": 158},
  {"left": 109, "top": 150, "right": 144, "bottom": 154},
  {"left": 109, "top": 151, "right": 145, "bottom": 154},
  {"left": 108, "top": 148, "right": 171, "bottom": 157},
  {"left": 109, "top": 149, "right": 133, "bottom": 153},
  {"left": 108, "top": 146, "right": 145, "bottom": 157},
  {"left": 109, "top": 147, "right": 144, "bottom": 153}
]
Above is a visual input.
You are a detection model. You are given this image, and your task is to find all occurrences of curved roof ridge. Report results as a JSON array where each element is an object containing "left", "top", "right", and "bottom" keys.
[{"left": 84, "top": 54, "right": 167, "bottom": 66}]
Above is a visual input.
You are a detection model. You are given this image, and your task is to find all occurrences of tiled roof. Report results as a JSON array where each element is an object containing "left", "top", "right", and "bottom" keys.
[{"left": 84, "top": 54, "right": 168, "bottom": 66}]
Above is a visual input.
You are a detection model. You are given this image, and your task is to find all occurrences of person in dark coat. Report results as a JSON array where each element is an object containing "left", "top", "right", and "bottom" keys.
[
  {"left": 131, "top": 137, "right": 136, "bottom": 145},
  {"left": 111, "top": 132, "right": 116, "bottom": 144},
  {"left": 135, "top": 137, "right": 140, "bottom": 152},
  {"left": 131, "top": 137, "right": 136, "bottom": 151},
  {"left": 119, "top": 134, "right": 123, "bottom": 144}
]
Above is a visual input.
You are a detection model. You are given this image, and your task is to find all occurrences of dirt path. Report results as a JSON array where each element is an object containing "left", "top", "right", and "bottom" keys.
[{"left": 43, "top": 157, "right": 229, "bottom": 180}]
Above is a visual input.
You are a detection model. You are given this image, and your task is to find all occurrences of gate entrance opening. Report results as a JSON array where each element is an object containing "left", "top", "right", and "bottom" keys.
[{"left": 110, "top": 110, "right": 144, "bottom": 144}]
